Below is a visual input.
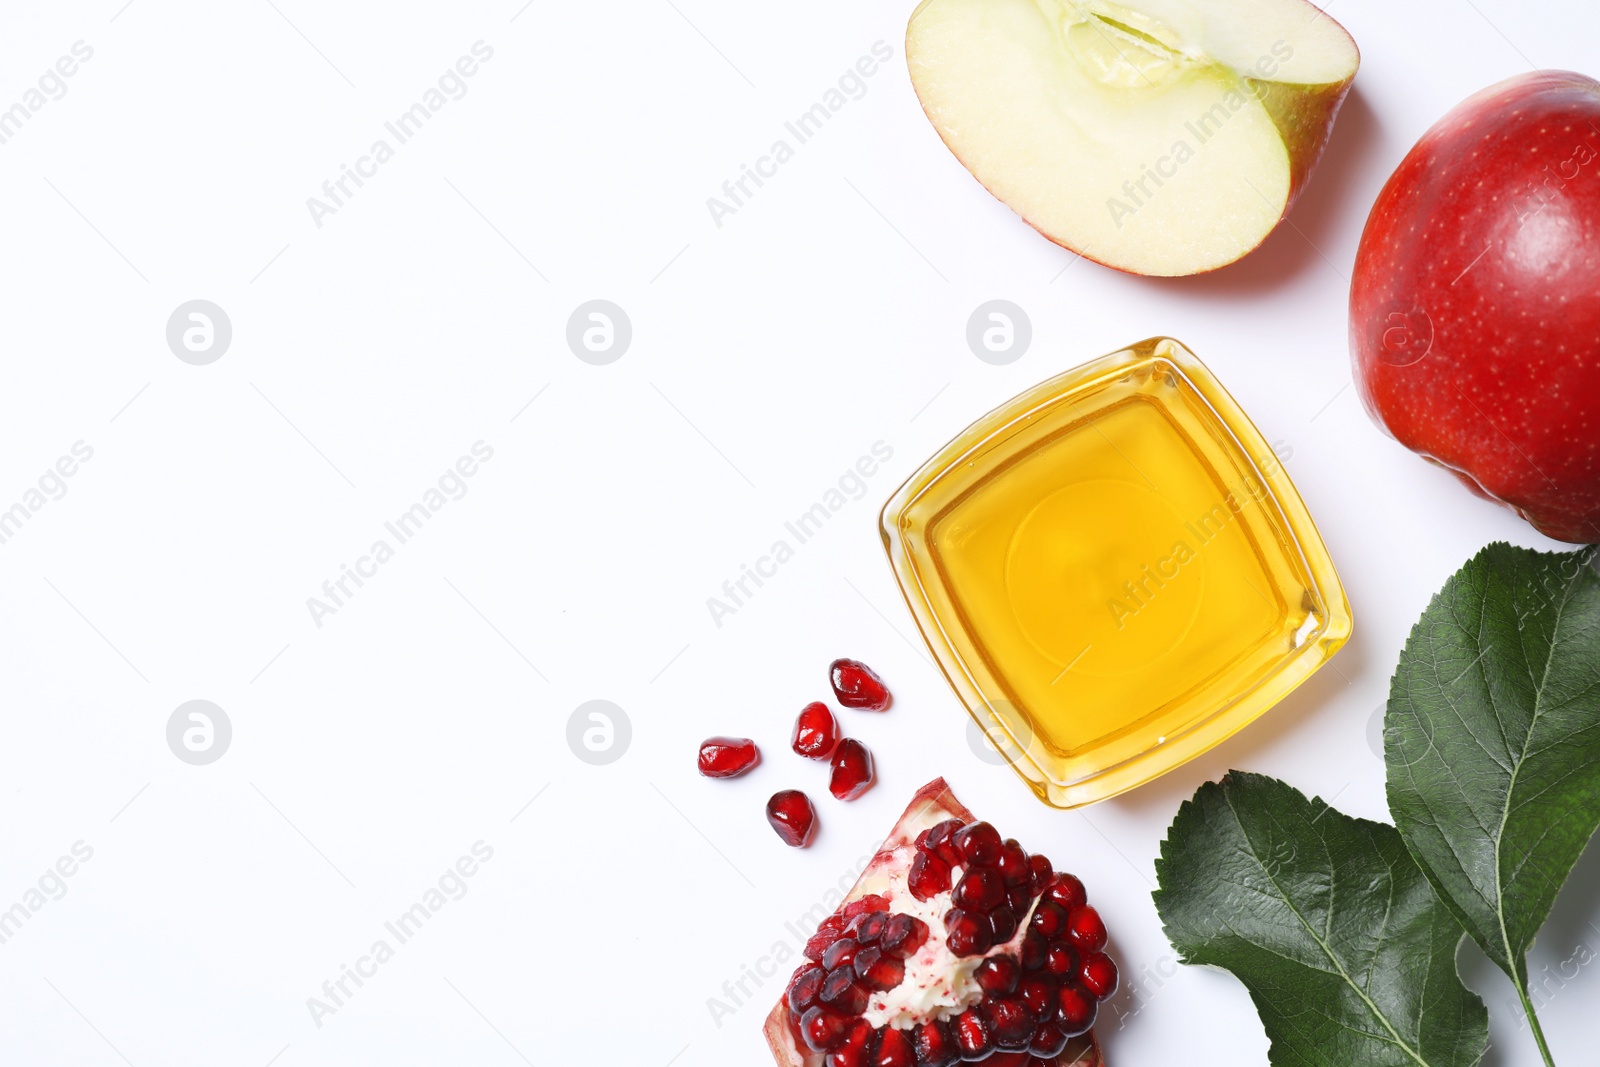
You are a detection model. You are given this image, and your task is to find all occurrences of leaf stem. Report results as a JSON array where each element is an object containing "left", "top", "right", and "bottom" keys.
[{"left": 1516, "top": 978, "right": 1557, "bottom": 1067}]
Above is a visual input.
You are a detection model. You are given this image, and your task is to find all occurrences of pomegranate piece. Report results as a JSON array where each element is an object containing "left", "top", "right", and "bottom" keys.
[
  {"left": 1065, "top": 905, "right": 1107, "bottom": 954},
  {"left": 874, "top": 1027, "right": 915, "bottom": 1067},
  {"left": 767, "top": 789, "right": 818, "bottom": 848},
  {"left": 830, "top": 658, "right": 891, "bottom": 711},
  {"left": 1079, "top": 951, "right": 1119, "bottom": 1000},
  {"left": 1030, "top": 901, "right": 1067, "bottom": 939},
  {"left": 792, "top": 702, "right": 841, "bottom": 760},
  {"left": 761, "top": 778, "right": 1107, "bottom": 1067},
  {"left": 1045, "top": 872, "right": 1086, "bottom": 912},
  {"left": 878, "top": 913, "right": 929, "bottom": 959},
  {"left": 829, "top": 739, "right": 876, "bottom": 800},
  {"left": 1055, "top": 983, "right": 1097, "bottom": 1037},
  {"left": 697, "top": 736, "right": 759, "bottom": 778}
]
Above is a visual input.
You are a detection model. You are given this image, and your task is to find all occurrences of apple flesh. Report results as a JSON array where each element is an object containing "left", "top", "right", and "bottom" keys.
[
  {"left": 1350, "top": 71, "right": 1600, "bottom": 544},
  {"left": 906, "top": 0, "right": 1359, "bottom": 276}
]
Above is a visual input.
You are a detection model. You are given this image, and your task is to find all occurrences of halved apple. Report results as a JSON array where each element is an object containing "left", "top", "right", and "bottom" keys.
[{"left": 906, "top": 0, "right": 1359, "bottom": 276}]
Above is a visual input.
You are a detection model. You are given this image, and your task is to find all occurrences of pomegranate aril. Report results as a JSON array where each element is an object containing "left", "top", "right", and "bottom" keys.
[
  {"left": 875, "top": 1025, "right": 915, "bottom": 1067},
  {"left": 908, "top": 852, "right": 952, "bottom": 901},
  {"left": 793, "top": 702, "right": 842, "bottom": 760},
  {"left": 827, "top": 1019, "right": 876, "bottom": 1067},
  {"left": 767, "top": 790, "right": 818, "bottom": 848},
  {"left": 822, "top": 937, "right": 861, "bottom": 972},
  {"left": 787, "top": 963, "right": 827, "bottom": 1013},
  {"left": 1029, "top": 901, "right": 1067, "bottom": 939},
  {"left": 974, "top": 954, "right": 1020, "bottom": 996},
  {"left": 831, "top": 658, "right": 892, "bottom": 711},
  {"left": 1018, "top": 974, "right": 1056, "bottom": 1020},
  {"left": 944, "top": 909, "right": 993, "bottom": 957},
  {"left": 853, "top": 945, "right": 906, "bottom": 992},
  {"left": 981, "top": 1055, "right": 1031, "bottom": 1067},
  {"left": 952, "top": 1008, "right": 995, "bottom": 1061},
  {"left": 1006, "top": 884, "right": 1032, "bottom": 914},
  {"left": 801, "top": 1006, "right": 853, "bottom": 1052},
  {"left": 951, "top": 821, "right": 1003, "bottom": 866},
  {"left": 852, "top": 911, "right": 888, "bottom": 945},
  {"left": 984, "top": 998, "right": 1034, "bottom": 1051},
  {"left": 820, "top": 967, "right": 869, "bottom": 1015},
  {"left": 1079, "top": 950, "right": 1119, "bottom": 1000},
  {"left": 1020, "top": 931, "right": 1048, "bottom": 972},
  {"left": 843, "top": 894, "right": 891, "bottom": 920},
  {"left": 879, "top": 914, "right": 929, "bottom": 959},
  {"left": 988, "top": 904, "right": 1020, "bottom": 944},
  {"left": 1066, "top": 904, "right": 1107, "bottom": 954},
  {"left": 806, "top": 915, "right": 847, "bottom": 961},
  {"left": 830, "top": 739, "right": 876, "bottom": 800},
  {"left": 697, "top": 736, "right": 760, "bottom": 778},
  {"left": 1027, "top": 854, "right": 1054, "bottom": 893},
  {"left": 910, "top": 1018, "right": 959, "bottom": 1067},
  {"left": 996, "top": 840, "right": 1030, "bottom": 886},
  {"left": 1029, "top": 1021, "right": 1070, "bottom": 1059},
  {"left": 923, "top": 818, "right": 967, "bottom": 867},
  {"left": 1044, "top": 941, "right": 1079, "bottom": 980},
  {"left": 952, "top": 867, "right": 1005, "bottom": 912},
  {"left": 1045, "top": 872, "right": 1087, "bottom": 912},
  {"left": 1055, "top": 982, "right": 1097, "bottom": 1037}
]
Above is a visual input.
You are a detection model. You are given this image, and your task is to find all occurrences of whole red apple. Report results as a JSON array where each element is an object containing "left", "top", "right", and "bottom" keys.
[{"left": 1350, "top": 70, "right": 1600, "bottom": 544}]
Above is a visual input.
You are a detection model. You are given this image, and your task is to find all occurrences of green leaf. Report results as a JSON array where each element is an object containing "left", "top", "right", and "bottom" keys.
[
  {"left": 1385, "top": 543, "right": 1600, "bottom": 986},
  {"left": 1154, "top": 771, "right": 1487, "bottom": 1067}
]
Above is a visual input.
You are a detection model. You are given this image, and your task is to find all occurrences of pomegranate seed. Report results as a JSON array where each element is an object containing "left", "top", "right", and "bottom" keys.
[
  {"left": 801, "top": 1006, "right": 853, "bottom": 1052},
  {"left": 1044, "top": 941, "right": 1079, "bottom": 980},
  {"left": 1029, "top": 1021, "right": 1070, "bottom": 1059},
  {"left": 792, "top": 702, "right": 841, "bottom": 760},
  {"left": 1079, "top": 951, "right": 1119, "bottom": 999},
  {"left": 996, "top": 839, "right": 1030, "bottom": 886},
  {"left": 853, "top": 945, "right": 906, "bottom": 992},
  {"left": 982, "top": 1055, "right": 1031, "bottom": 1067},
  {"left": 1030, "top": 901, "right": 1066, "bottom": 939},
  {"left": 787, "top": 963, "right": 827, "bottom": 1014},
  {"left": 984, "top": 998, "right": 1034, "bottom": 1051},
  {"left": 1028, "top": 854, "right": 1054, "bottom": 892},
  {"left": 974, "top": 954, "right": 1020, "bottom": 996},
  {"left": 952, "top": 1008, "right": 995, "bottom": 1060},
  {"left": 697, "top": 736, "right": 760, "bottom": 778},
  {"left": 768, "top": 790, "right": 818, "bottom": 847},
  {"left": 820, "top": 967, "right": 869, "bottom": 1014},
  {"left": 988, "top": 903, "right": 1019, "bottom": 944},
  {"left": 879, "top": 914, "right": 929, "bottom": 959},
  {"left": 829, "top": 739, "right": 876, "bottom": 800},
  {"left": 910, "top": 1018, "right": 959, "bottom": 1067},
  {"left": 1020, "top": 931, "right": 1047, "bottom": 971},
  {"left": 1066, "top": 904, "right": 1107, "bottom": 954},
  {"left": 1006, "top": 884, "right": 1032, "bottom": 914},
  {"left": 831, "top": 658, "right": 891, "bottom": 711},
  {"left": 1055, "top": 982, "right": 1097, "bottom": 1037},
  {"left": 843, "top": 894, "right": 891, "bottom": 919},
  {"left": 944, "top": 909, "right": 993, "bottom": 957},
  {"left": 875, "top": 1025, "right": 915, "bottom": 1067},
  {"left": 1018, "top": 974, "right": 1056, "bottom": 1019},
  {"left": 952, "top": 867, "right": 1005, "bottom": 912},
  {"left": 922, "top": 819, "right": 966, "bottom": 867},
  {"left": 827, "top": 1019, "right": 876, "bottom": 1067},
  {"left": 907, "top": 852, "right": 952, "bottom": 901},
  {"left": 852, "top": 911, "right": 888, "bottom": 944},
  {"left": 806, "top": 915, "right": 847, "bottom": 961},
  {"left": 822, "top": 937, "right": 861, "bottom": 972},
  {"left": 1045, "top": 872, "right": 1086, "bottom": 911},
  {"left": 952, "top": 822, "right": 1002, "bottom": 866}
]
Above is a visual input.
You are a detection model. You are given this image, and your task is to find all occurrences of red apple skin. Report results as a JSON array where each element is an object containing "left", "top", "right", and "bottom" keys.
[{"left": 1350, "top": 70, "right": 1600, "bottom": 544}]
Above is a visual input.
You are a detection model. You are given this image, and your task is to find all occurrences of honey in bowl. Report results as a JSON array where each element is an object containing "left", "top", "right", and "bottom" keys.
[{"left": 881, "top": 337, "right": 1351, "bottom": 808}]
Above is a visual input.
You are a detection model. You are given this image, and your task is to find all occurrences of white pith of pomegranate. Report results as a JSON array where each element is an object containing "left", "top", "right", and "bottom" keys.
[{"left": 763, "top": 779, "right": 1108, "bottom": 1067}]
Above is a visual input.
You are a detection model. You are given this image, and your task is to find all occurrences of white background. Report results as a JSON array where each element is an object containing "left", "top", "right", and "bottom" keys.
[{"left": 0, "top": 0, "right": 1594, "bottom": 1064}]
